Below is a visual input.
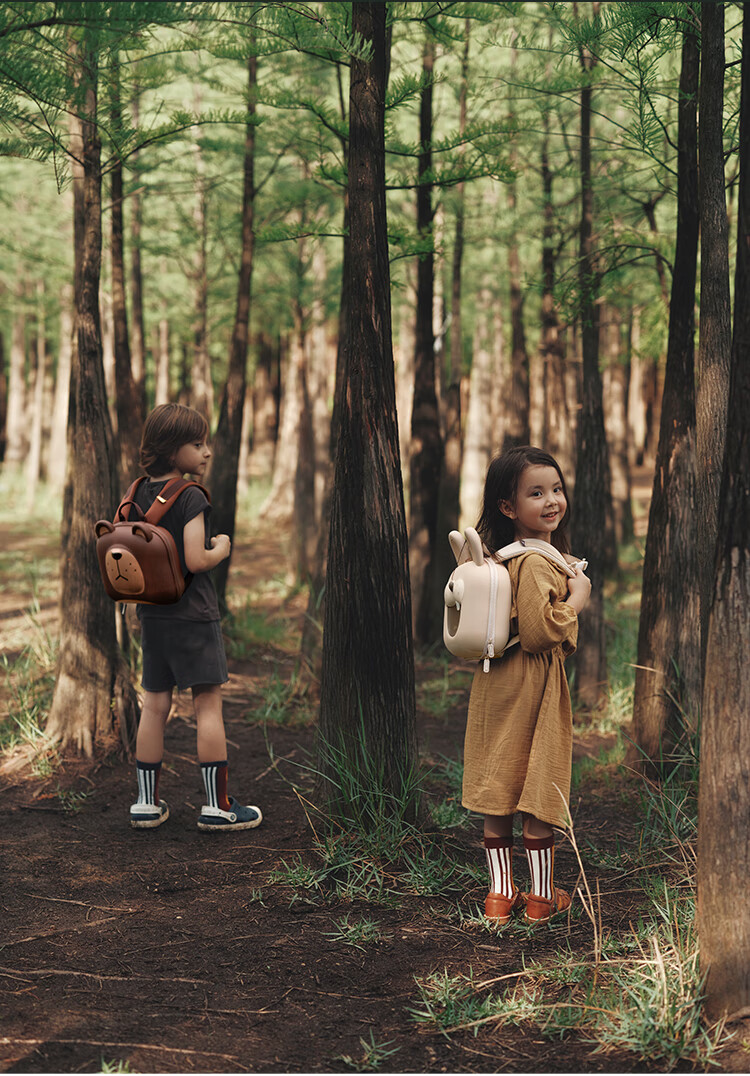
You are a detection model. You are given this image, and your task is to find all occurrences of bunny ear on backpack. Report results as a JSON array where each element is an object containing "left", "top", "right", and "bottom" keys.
[{"left": 448, "top": 530, "right": 465, "bottom": 564}]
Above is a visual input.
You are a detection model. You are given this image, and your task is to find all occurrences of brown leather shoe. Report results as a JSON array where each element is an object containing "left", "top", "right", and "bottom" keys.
[
  {"left": 523, "top": 886, "right": 572, "bottom": 925},
  {"left": 484, "top": 889, "right": 524, "bottom": 925}
]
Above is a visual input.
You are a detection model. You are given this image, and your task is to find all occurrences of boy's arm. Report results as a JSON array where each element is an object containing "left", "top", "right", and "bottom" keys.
[{"left": 183, "top": 512, "right": 231, "bottom": 573}]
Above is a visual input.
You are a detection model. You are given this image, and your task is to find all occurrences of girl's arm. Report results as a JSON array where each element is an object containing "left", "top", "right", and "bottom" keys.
[{"left": 183, "top": 513, "right": 231, "bottom": 573}]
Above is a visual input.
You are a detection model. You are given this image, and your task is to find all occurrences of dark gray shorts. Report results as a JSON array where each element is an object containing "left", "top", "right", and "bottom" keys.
[{"left": 140, "top": 618, "right": 229, "bottom": 692}]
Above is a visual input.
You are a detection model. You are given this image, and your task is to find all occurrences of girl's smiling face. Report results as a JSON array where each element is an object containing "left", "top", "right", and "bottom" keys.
[{"left": 500, "top": 463, "right": 567, "bottom": 543}]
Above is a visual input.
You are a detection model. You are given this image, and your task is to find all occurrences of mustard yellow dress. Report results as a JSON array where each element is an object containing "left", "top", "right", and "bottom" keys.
[{"left": 461, "top": 551, "right": 579, "bottom": 827}]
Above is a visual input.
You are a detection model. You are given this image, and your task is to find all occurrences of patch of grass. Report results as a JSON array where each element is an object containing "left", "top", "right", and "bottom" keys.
[
  {"left": 417, "top": 658, "right": 472, "bottom": 721},
  {"left": 336, "top": 1029, "right": 401, "bottom": 1071},
  {"left": 571, "top": 737, "right": 626, "bottom": 793},
  {"left": 324, "top": 913, "right": 392, "bottom": 952},
  {"left": 56, "top": 785, "right": 91, "bottom": 814},
  {"left": 248, "top": 669, "right": 315, "bottom": 726},
  {"left": 99, "top": 1058, "right": 136, "bottom": 1074},
  {"left": 0, "top": 627, "right": 57, "bottom": 756},
  {"left": 223, "top": 601, "right": 287, "bottom": 659}
]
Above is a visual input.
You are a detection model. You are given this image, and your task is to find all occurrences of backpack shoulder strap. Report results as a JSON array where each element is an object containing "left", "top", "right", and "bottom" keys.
[
  {"left": 497, "top": 539, "right": 576, "bottom": 577},
  {"left": 143, "top": 478, "right": 211, "bottom": 525},
  {"left": 115, "top": 476, "right": 148, "bottom": 522}
]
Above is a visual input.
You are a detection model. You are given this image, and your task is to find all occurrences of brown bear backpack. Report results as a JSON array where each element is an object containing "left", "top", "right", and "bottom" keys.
[{"left": 95, "top": 477, "right": 210, "bottom": 605}]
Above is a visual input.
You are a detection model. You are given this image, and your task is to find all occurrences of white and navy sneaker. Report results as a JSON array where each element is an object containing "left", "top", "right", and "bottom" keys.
[
  {"left": 130, "top": 799, "right": 170, "bottom": 829},
  {"left": 197, "top": 797, "right": 262, "bottom": 832}
]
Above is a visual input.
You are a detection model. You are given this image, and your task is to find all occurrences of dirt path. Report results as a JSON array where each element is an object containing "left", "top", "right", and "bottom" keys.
[{"left": 0, "top": 518, "right": 741, "bottom": 1074}]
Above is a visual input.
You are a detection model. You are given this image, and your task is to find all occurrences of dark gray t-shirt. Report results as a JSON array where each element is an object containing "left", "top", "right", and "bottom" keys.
[{"left": 132, "top": 478, "right": 220, "bottom": 622}]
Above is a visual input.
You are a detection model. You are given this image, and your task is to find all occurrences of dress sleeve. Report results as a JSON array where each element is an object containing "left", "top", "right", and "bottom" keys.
[{"left": 515, "top": 555, "right": 579, "bottom": 655}]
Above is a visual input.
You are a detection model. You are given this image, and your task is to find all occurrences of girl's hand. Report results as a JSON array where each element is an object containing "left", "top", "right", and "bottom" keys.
[
  {"left": 566, "top": 565, "right": 591, "bottom": 614},
  {"left": 210, "top": 534, "right": 231, "bottom": 561}
]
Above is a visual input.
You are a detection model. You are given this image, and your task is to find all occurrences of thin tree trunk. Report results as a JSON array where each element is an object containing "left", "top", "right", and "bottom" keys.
[
  {"left": 696, "top": 0, "right": 732, "bottom": 658},
  {"left": 318, "top": 0, "right": 417, "bottom": 818},
  {"left": 48, "top": 285, "right": 73, "bottom": 492},
  {"left": 602, "top": 306, "right": 633, "bottom": 546},
  {"left": 459, "top": 287, "right": 495, "bottom": 529},
  {"left": 46, "top": 36, "right": 138, "bottom": 757},
  {"left": 247, "top": 332, "right": 278, "bottom": 478},
  {"left": 698, "top": 3, "right": 750, "bottom": 1017},
  {"left": 259, "top": 330, "right": 304, "bottom": 526},
  {"left": 129, "top": 84, "right": 147, "bottom": 414},
  {"left": 209, "top": 53, "right": 257, "bottom": 608},
  {"left": 155, "top": 307, "right": 170, "bottom": 406},
  {"left": 571, "top": 1, "right": 610, "bottom": 710},
  {"left": 433, "top": 18, "right": 469, "bottom": 646},
  {"left": 190, "top": 89, "right": 213, "bottom": 422},
  {"left": 5, "top": 299, "right": 27, "bottom": 470},
  {"left": 25, "top": 281, "right": 45, "bottom": 510},
  {"left": 410, "top": 29, "right": 443, "bottom": 645},
  {"left": 631, "top": 23, "right": 701, "bottom": 771},
  {"left": 110, "top": 57, "right": 142, "bottom": 484}
]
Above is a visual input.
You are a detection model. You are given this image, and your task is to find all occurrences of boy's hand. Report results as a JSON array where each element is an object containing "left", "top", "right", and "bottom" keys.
[
  {"left": 566, "top": 565, "right": 591, "bottom": 613},
  {"left": 210, "top": 534, "right": 231, "bottom": 561}
]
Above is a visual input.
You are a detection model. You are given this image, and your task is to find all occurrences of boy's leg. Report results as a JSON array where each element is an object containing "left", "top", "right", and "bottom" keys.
[
  {"left": 522, "top": 813, "right": 571, "bottom": 924},
  {"left": 131, "top": 690, "right": 172, "bottom": 829},
  {"left": 193, "top": 684, "right": 262, "bottom": 832},
  {"left": 483, "top": 814, "right": 521, "bottom": 923}
]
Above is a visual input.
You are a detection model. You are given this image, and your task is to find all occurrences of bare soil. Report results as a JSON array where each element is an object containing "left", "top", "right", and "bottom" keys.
[{"left": 0, "top": 516, "right": 747, "bottom": 1075}]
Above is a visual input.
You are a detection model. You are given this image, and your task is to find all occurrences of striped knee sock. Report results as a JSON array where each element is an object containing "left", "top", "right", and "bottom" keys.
[
  {"left": 135, "top": 760, "right": 161, "bottom": 806},
  {"left": 201, "top": 760, "right": 231, "bottom": 812},
  {"left": 484, "top": 837, "right": 515, "bottom": 899},
  {"left": 524, "top": 835, "right": 554, "bottom": 900}
]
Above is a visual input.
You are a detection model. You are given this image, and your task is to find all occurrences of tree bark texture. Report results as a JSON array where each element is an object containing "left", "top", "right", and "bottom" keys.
[
  {"left": 46, "top": 40, "right": 138, "bottom": 756},
  {"left": 110, "top": 59, "right": 143, "bottom": 485},
  {"left": 698, "top": 1, "right": 750, "bottom": 1017},
  {"left": 5, "top": 301, "right": 27, "bottom": 469},
  {"left": 129, "top": 85, "right": 147, "bottom": 413},
  {"left": 248, "top": 332, "right": 279, "bottom": 477},
  {"left": 318, "top": 1, "right": 417, "bottom": 816},
  {"left": 459, "top": 287, "right": 495, "bottom": 529},
  {"left": 571, "top": 20, "right": 610, "bottom": 710},
  {"left": 209, "top": 54, "right": 257, "bottom": 608},
  {"left": 631, "top": 25, "right": 701, "bottom": 770},
  {"left": 602, "top": 307, "right": 633, "bottom": 546},
  {"left": 24, "top": 282, "right": 45, "bottom": 510},
  {"left": 696, "top": 0, "right": 732, "bottom": 658},
  {"left": 410, "top": 30, "right": 443, "bottom": 645},
  {"left": 48, "top": 285, "right": 73, "bottom": 491}
]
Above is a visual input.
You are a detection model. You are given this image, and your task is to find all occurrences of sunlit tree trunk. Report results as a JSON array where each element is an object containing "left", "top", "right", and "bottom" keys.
[
  {"left": 318, "top": 1, "right": 416, "bottom": 817},
  {"left": 602, "top": 306, "right": 633, "bottom": 546},
  {"left": 631, "top": 23, "right": 700, "bottom": 770},
  {"left": 190, "top": 88, "right": 213, "bottom": 422},
  {"left": 129, "top": 84, "right": 147, "bottom": 414},
  {"left": 5, "top": 299, "right": 27, "bottom": 470},
  {"left": 209, "top": 53, "right": 257, "bottom": 608},
  {"left": 698, "top": 2, "right": 750, "bottom": 1017},
  {"left": 46, "top": 36, "right": 138, "bottom": 756},
  {"left": 459, "top": 287, "right": 495, "bottom": 529},
  {"left": 24, "top": 281, "right": 45, "bottom": 509},
  {"left": 248, "top": 332, "right": 279, "bottom": 478},
  {"left": 48, "top": 287, "right": 73, "bottom": 492}
]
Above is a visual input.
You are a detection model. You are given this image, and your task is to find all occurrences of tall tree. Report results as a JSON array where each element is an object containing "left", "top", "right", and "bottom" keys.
[
  {"left": 46, "top": 28, "right": 138, "bottom": 754},
  {"left": 571, "top": 0, "right": 610, "bottom": 710},
  {"left": 409, "top": 22, "right": 443, "bottom": 645},
  {"left": 631, "top": 20, "right": 700, "bottom": 770},
  {"left": 696, "top": 0, "right": 732, "bottom": 658},
  {"left": 318, "top": 1, "right": 417, "bottom": 816},
  {"left": 209, "top": 52, "right": 258, "bottom": 608},
  {"left": 698, "top": 0, "right": 750, "bottom": 1018}
]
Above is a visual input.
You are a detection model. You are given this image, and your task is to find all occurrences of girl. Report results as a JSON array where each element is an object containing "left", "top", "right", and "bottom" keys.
[
  {"left": 129, "top": 403, "right": 262, "bottom": 834},
  {"left": 462, "top": 445, "right": 590, "bottom": 925}
]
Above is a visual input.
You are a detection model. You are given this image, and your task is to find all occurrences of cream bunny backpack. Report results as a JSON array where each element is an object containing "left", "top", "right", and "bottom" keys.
[{"left": 443, "top": 528, "right": 582, "bottom": 671}]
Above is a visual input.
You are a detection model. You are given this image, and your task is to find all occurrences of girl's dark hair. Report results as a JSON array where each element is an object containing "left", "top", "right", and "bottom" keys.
[
  {"left": 476, "top": 445, "right": 571, "bottom": 555},
  {"left": 139, "top": 403, "right": 209, "bottom": 478}
]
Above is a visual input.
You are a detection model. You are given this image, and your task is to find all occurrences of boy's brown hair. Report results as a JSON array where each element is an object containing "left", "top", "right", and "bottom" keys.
[{"left": 139, "top": 403, "right": 209, "bottom": 478}]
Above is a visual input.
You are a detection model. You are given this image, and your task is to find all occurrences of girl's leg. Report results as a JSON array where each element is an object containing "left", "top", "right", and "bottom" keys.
[
  {"left": 521, "top": 813, "right": 571, "bottom": 923},
  {"left": 483, "top": 814, "right": 520, "bottom": 922},
  {"left": 193, "top": 684, "right": 262, "bottom": 832},
  {"left": 131, "top": 690, "right": 172, "bottom": 828}
]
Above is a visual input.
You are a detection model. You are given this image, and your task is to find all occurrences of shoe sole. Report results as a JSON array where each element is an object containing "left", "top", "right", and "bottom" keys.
[
  {"left": 131, "top": 805, "right": 170, "bottom": 829},
  {"left": 197, "top": 817, "right": 262, "bottom": 832}
]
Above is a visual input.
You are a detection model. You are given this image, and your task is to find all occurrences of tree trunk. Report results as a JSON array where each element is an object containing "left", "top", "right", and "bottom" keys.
[
  {"left": 698, "top": 3, "right": 750, "bottom": 1017},
  {"left": 5, "top": 299, "right": 27, "bottom": 470},
  {"left": 433, "top": 18, "right": 469, "bottom": 650},
  {"left": 540, "top": 103, "right": 574, "bottom": 480},
  {"left": 696, "top": 0, "right": 732, "bottom": 658},
  {"left": 155, "top": 305, "right": 170, "bottom": 406},
  {"left": 247, "top": 331, "right": 279, "bottom": 478},
  {"left": 318, "top": 0, "right": 417, "bottom": 819},
  {"left": 571, "top": 5, "right": 610, "bottom": 710},
  {"left": 208, "top": 54, "right": 257, "bottom": 609},
  {"left": 190, "top": 90, "right": 213, "bottom": 422},
  {"left": 110, "top": 57, "right": 143, "bottom": 484},
  {"left": 602, "top": 305, "right": 633, "bottom": 546},
  {"left": 48, "top": 285, "right": 73, "bottom": 492},
  {"left": 25, "top": 281, "right": 46, "bottom": 510},
  {"left": 409, "top": 29, "right": 443, "bottom": 645},
  {"left": 129, "top": 84, "right": 147, "bottom": 414},
  {"left": 459, "top": 287, "right": 496, "bottom": 528},
  {"left": 46, "top": 36, "right": 138, "bottom": 757},
  {"left": 259, "top": 329, "right": 304, "bottom": 526},
  {"left": 631, "top": 24, "right": 701, "bottom": 771}
]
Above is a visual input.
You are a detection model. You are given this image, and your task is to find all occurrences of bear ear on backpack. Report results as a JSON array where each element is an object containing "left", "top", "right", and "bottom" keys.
[{"left": 95, "top": 520, "right": 115, "bottom": 538}]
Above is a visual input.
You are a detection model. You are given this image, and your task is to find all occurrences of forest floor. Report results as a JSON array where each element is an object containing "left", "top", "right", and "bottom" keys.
[{"left": 1, "top": 482, "right": 749, "bottom": 1076}]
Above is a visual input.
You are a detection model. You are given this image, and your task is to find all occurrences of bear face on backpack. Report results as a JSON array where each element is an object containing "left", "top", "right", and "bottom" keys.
[{"left": 95, "top": 477, "right": 210, "bottom": 605}]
